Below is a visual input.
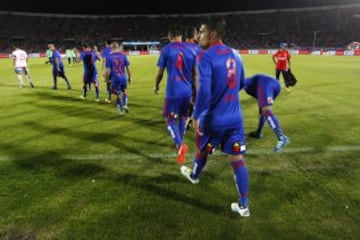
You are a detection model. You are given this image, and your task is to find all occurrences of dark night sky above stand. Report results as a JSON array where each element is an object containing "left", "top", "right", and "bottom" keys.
[{"left": 0, "top": 0, "right": 357, "bottom": 15}]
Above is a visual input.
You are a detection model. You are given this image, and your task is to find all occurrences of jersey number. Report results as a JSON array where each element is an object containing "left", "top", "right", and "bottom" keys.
[{"left": 226, "top": 58, "right": 236, "bottom": 89}]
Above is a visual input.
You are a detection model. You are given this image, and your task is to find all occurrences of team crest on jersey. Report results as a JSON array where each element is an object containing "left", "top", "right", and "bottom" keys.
[{"left": 267, "top": 97, "right": 273, "bottom": 104}]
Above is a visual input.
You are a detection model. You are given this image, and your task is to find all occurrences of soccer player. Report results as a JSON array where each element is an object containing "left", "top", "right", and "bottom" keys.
[
  {"left": 89, "top": 45, "right": 101, "bottom": 90},
  {"left": 272, "top": 42, "right": 291, "bottom": 91},
  {"left": 65, "top": 48, "right": 73, "bottom": 66},
  {"left": 180, "top": 17, "right": 250, "bottom": 217},
  {"left": 105, "top": 41, "right": 131, "bottom": 115},
  {"left": 154, "top": 24, "right": 197, "bottom": 164},
  {"left": 12, "top": 45, "right": 35, "bottom": 88},
  {"left": 93, "top": 45, "right": 101, "bottom": 59},
  {"left": 45, "top": 47, "right": 53, "bottom": 64},
  {"left": 184, "top": 25, "right": 202, "bottom": 130},
  {"left": 78, "top": 43, "right": 101, "bottom": 102},
  {"left": 48, "top": 43, "right": 72, "bottom": 90},
  {"left": 71, "top": 48, "right": 77, "bottom": 65},
  {"left": 101, "top": 40, "right": 112, "bottom": 103},
  {"left": 184, "top": 25, "right": 202, "bottom": 64},
  {"left": 244, "top": 73, "right": 290, "bottom": 152}
]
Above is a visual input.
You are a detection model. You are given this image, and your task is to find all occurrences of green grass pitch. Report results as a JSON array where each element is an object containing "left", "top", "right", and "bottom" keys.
[{"left": 0, "top": 54, "right": 359, "bottom": 239}]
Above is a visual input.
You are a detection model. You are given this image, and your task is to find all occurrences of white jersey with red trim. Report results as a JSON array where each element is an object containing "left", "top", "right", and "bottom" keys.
[{"left": 12, "top": 49, "right": 28, "bottom": 68}]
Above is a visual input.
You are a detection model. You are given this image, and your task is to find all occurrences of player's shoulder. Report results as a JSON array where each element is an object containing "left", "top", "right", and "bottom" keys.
[
  {"left": 101, "top": 47, "right": 110, "bottom": 53},
  {"left": 159, "top": 44, "right": 171, "bottom": 56},
  {"left": 120, "top": 52, "right": 128, "bottom": 59},
  {"left": 161, "top": 43, "right": 171, "bottom": 51},
  {"left": 183, "top": 43, "right": 198, "bottom": 56},
  {"left": 230, "top": 47, "right": 242, "bottom": 60}
]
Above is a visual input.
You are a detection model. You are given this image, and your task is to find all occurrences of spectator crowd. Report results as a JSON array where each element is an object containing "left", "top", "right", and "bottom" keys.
[{"left": 0, "top": 4, "right": 359, "bottom": 53}]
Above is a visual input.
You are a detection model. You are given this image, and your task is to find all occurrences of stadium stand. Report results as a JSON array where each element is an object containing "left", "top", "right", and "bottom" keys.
[{"left": 0, "top": 3, "right": 359, "bottom": 53}]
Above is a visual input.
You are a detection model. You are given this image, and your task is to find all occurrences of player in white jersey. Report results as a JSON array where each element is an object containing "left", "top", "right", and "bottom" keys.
[{"left": 12, "top": 45, "right": 34, "bottom": 88}]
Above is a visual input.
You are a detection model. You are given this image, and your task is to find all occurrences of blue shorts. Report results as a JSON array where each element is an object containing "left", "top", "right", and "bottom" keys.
[
  {"left": 196, "top": 124, "right": 246, "bottom": 155},
  {"left": 83, "top": 72, "right": 99, "bottom": 84},
  {"left": 111, "top": 80, "right": 127, "bottom": 95},
  {"left": 163, "top": 96, "right": 191, "bottom": 119},
  {"left": 52, "top": 65, "right": 65, "bottom": 77}
]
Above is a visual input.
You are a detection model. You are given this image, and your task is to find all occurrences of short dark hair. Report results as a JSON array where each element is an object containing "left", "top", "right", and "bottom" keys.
[
  {"left": 168, "top": 24, "right": 183, "bottom": 38},
  {"left": 82, "top": 42, "right": 91, "bottom": 48},
  {"left": 203, "top": 17, "right": 226, "bottom": 39},
  {"left": 185, "top": 26, "right": 196, "bottom": 39}
]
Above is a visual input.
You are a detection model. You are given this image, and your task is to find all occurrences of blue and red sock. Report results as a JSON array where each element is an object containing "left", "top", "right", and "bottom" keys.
[
  {"left": 231, "top": 159, "right": 249, "bottom": 207},
  {"left": 178, "top": 116, "right": 187, "bottom": 141},
  {"left": 166, "top": 119, "right": 181, "bottom": 147},
  {"left": 190, "top": 151, "right": 207, "bottom": 179},
  {"left": 263, "top": 110, "right": 284, "bottom": 139}
]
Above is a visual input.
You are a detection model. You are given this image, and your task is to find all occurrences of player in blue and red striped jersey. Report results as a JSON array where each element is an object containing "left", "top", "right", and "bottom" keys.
[
  {"left": 154, "top": 24, "right": 198, "bottom": 164},
  {"left": 105, "top": 41, "right": 132, "bottom": 116},
  {"left": 244, "top": 73, "right": 290, "bottom": 152},
  {"left": 48, "top": 43, "right": 71, "bottom": 90},
  {"left": 101, "top": 40, "right": 112, "bottom": 103},
  {"left": 184, "top": 25, "right": 202, "bottom": 62},
  {"left": 184, "top": 25, "right": 202, "bottom": 130},
  {"left": 180, "top": 17, "right": 250, "bottom": 217},
  {"left": 78, "top": 43, "right": 100, "bottom": 102}
]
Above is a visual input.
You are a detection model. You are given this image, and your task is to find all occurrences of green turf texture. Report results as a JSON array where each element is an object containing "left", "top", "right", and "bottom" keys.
[{"left": 0, "top": 55, "right": 359, "bottom": 239}]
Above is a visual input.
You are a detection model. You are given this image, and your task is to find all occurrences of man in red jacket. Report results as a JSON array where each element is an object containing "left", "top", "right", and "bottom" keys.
[{"left": 272, "top": 42, "right": 291, "bottom": 91}]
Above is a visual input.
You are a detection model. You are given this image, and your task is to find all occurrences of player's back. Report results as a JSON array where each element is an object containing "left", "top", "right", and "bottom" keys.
[
  {"left": 12, "top": 49, "right": 28, "bottom": 67},
  {"left": 107, "top": 52, "right": 129, "bottom": 81},
  {"left": 101, "top": 47, "right": 111, "bottom": 59},
  {"left": 202, "top": 43, "right": 245, "bottom": 129},
  {"left": 158, "top": 42, "right": 194, "bottom": 98},
  {"left": 245, "top": 74, "right": 280, "bottom": 99},
  {"left": 81, "top": 50, "right": 97, "bottom": 73},
  {"left": 184, "top": 42, "right": 202, "bottom": 56}
]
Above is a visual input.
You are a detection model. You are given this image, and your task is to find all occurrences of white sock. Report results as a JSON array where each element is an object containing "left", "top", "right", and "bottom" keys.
[{"left": 17, "top": 75, "right": 24, "bottom": 86}]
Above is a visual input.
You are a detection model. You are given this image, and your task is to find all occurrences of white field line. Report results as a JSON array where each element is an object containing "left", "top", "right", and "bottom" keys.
[{"left": 0, "top": 145, "right": 360, "bottom": 162}]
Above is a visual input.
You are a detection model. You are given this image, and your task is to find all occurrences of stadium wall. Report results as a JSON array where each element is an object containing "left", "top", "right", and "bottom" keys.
[
  {"left": 2, "top": 50, "right": 360, "bottom": 59},
  {"left": 239, "top": 49, "right": 360, "bottom": 56}
]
